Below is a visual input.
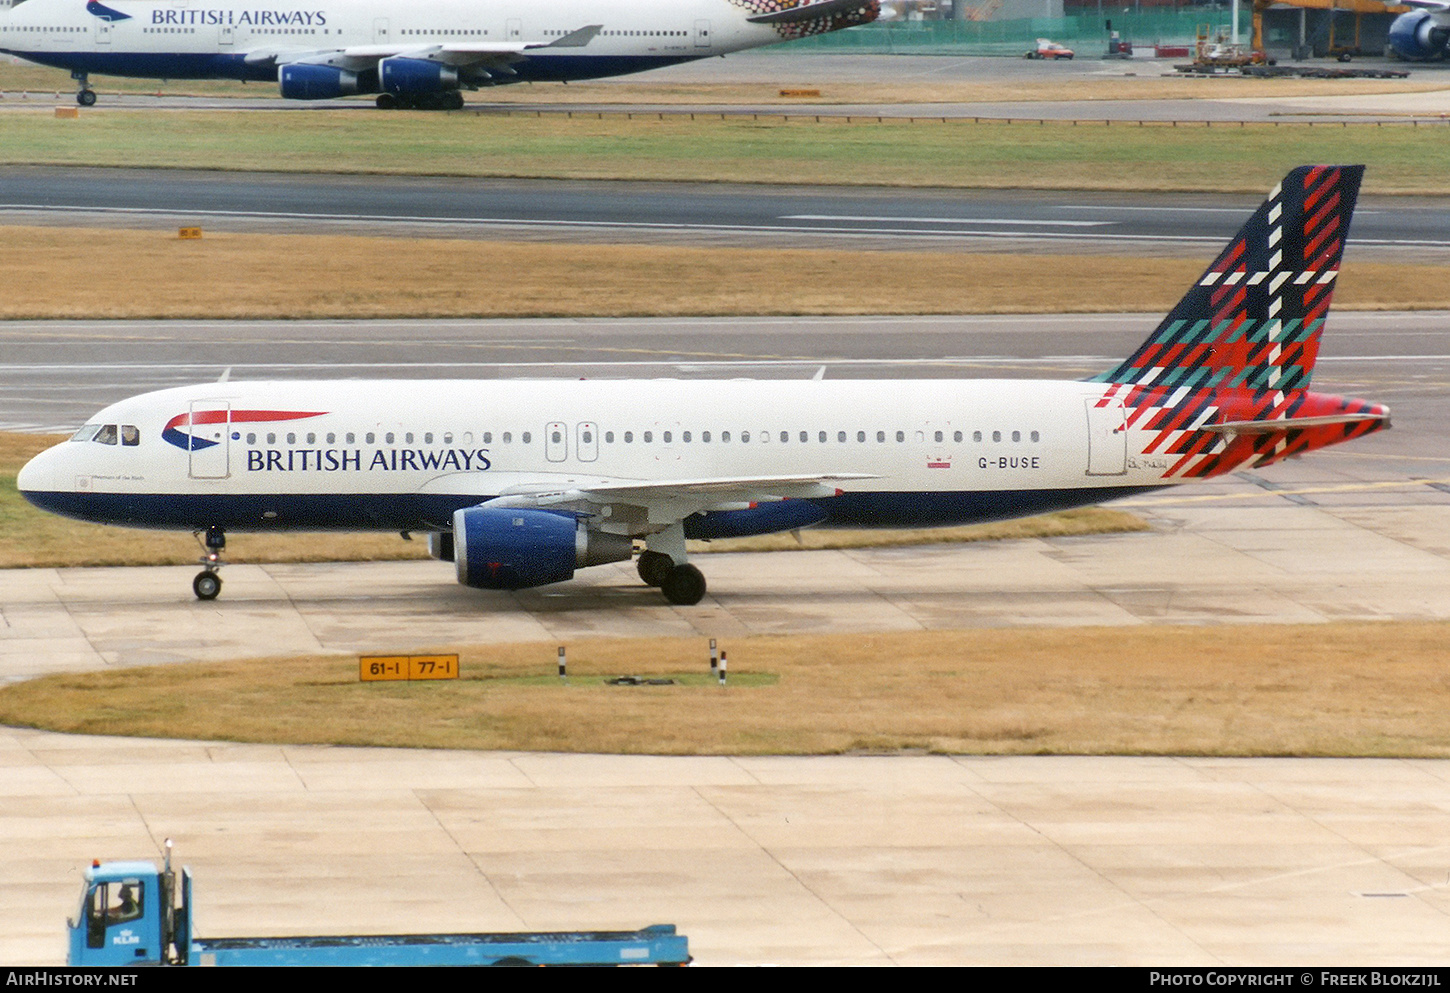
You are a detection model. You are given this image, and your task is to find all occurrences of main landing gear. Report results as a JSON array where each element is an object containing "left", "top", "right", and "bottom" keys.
[
  {"left": 72, "top": 71, "right": 96, "bottom": 107},
  {"left": 636, "top": 527, "right": 708, "bottom": 606},
  {"left": 192, "top": 526, "right": 225, "bottom": 601}
]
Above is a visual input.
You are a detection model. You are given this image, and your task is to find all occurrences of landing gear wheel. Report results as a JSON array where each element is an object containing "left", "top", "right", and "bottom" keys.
[
  {"left": 193, "top": 571, "right": 222, "bottom": 601},
  {"left": 77, "top": 89, "right": 96, "bottom": 107},
  {"left": 636, "top": 550, "right": 674, "bottom": 587},
  {"left": 444, "top": 91, "right": 464, "bottom": 110},
  {"left": 661, "top": 564, "right": 706, "bottom": 606},
  {"left": 376, "top": 93, "right": 400, "bottom": 109}
]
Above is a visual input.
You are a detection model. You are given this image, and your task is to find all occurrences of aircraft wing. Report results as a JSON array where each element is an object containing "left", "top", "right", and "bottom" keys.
[
  {"left": 252, "top": 25, "right": 602, "bottom": 73},
  {"left": 480, "top": 472, "right": 879, "bottom": 526}
]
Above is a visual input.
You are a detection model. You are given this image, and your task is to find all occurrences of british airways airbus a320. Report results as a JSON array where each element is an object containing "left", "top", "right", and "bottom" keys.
[
  {"left": 0, "top": 0, "right": 878, "bottom": 109},
  {"left": 19, "top": 167, "right": 1389, "bottom": 606}
]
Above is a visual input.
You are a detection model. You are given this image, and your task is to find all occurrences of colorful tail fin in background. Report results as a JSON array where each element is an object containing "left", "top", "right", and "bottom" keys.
[{"left": 1093, "top": 165, "right": 1363, "bottom": 390}]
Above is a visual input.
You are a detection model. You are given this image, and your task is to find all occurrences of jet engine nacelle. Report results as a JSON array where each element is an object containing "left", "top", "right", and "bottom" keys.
[
  {"left": 453, "top": 507, "right": 633, "bottom": 590},
  {"left": 1388, "top": 10, "right": 1450, "bottom": 60},
  {"left": 278, "top": 64, "right": 360, "bottom": 100},
  {"left": 380, "top": 57, "right": 461, "bottom": 96}
]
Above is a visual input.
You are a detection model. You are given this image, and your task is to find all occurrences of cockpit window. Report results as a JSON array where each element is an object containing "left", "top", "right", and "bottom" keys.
[
  {"left": 121, "top": 425, "right": 140, "bottom": 446},
  {"left": 94, "top": 425, "right": 118, "bottom": 445},
  {"left": 70, "top": 424, "right": 100, "bottom": 443}
]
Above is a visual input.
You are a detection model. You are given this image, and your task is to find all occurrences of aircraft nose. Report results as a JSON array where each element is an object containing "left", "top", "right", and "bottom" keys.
[{"left": 17, "top": 445, "right": 56, "bottom": 498}]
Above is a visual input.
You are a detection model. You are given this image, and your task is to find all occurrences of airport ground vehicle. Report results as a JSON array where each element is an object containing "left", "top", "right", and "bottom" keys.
[
  {"left": 1025, "top": 37, "right": 1074, "bottom": 58},
  {"left": 69, "top": 848, "right": 691, "bottom": 966}
]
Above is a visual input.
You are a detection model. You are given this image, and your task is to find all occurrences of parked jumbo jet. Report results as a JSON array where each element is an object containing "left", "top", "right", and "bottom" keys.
[
  {"left": 0, "top": 0, "right": 879, "bottom": 109},
  {"left": 19, "top": 166, "right": 1389, "bottom": 606}
]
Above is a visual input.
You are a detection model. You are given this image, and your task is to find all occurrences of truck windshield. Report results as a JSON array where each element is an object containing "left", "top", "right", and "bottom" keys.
[{"left": 86, "top": 879, "right": 144, "bottom": 948}]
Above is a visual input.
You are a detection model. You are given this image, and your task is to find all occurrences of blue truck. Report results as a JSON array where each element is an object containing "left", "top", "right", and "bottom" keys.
[{"left": 68, "top": 845, "right": 690, "bottom": 967}]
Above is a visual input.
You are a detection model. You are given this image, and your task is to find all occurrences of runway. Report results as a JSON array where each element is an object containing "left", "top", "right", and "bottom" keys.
[
  {"left": 1, "top": 312, "right": 1446, "bottom": 440},
  {"left": 4, "top": 166, "right": 1449, "bottom": 254}
]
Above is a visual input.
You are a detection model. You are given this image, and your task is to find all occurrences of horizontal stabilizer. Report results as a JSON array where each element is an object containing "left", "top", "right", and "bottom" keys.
[
  {"left": 747, "top": 0, "right": 874, "bottom": 23},
  {"left": 1203, "top": 412, "right": 1387, "bottom": 435}
]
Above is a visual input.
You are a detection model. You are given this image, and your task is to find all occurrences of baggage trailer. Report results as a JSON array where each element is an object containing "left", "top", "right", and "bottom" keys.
[{"left": 68, "top": 844, "right": 690, "bottom": 967}]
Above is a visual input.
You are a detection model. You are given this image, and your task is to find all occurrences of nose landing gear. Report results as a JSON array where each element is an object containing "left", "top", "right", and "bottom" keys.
[
  {"left": 192, "top": 526, "right": 226, "bottom": 600},
  {"left": 72, "top": 71, "right": 96, "bottom": 107}
]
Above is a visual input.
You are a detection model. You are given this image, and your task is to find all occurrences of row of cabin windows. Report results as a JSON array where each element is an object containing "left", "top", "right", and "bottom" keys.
[
  {"left": 598, "top": 429, "right": 1040, "bottom": 444},
  {"left": 240, "top": 430, "right": 530, "bottom": 445},
  {"left": 238, "top": 428, "right": 1042, "bottom": 446}
]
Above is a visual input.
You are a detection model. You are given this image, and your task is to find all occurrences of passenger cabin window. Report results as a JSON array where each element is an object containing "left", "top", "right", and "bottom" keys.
[{"left": 522, "top": 432, "right": 531, "bottom": 444}]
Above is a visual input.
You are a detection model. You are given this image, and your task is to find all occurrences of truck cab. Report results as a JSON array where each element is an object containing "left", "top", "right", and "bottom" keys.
[{"left": 68, "top": 858, "right": 189, "bottom": 967}]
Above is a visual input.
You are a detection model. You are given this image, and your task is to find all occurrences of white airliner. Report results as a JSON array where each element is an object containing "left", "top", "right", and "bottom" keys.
[
  {"left": 0, "top": 0, "right": 879, "bottom": 108},
  {"left": 18, "top": 166, "right": 1390, "bottom": 606}
]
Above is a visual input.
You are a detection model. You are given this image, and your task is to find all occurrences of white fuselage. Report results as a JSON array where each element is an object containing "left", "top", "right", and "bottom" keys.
[{"left": 17, "top": 377, "right": 1163, "bottom": 535}]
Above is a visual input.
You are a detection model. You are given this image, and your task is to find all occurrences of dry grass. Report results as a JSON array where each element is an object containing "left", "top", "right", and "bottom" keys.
[
  {"left": 3, "top": 623, "right": 1449, "bottom": 756},
  {"left": 0, "top": 433, "right": 1142, "bottom": 567},
  {"left": 1, "top": 226, "right": 1446, "bottom": 320}
]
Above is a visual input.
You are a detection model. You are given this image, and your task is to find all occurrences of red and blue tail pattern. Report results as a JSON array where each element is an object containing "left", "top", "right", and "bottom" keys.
[{"left": 1089, "top": 166, "right": 1388, "bottom": 480}]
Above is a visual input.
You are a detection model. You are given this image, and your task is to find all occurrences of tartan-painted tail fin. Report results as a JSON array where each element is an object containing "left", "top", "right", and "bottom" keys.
[{"left": 1093, "top": 165, "right": 1363, "bottom": 390}]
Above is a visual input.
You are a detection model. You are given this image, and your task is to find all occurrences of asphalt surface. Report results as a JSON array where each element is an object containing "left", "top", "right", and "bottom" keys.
[
  {"left": 0, "top": 311, "right": 1442, "bottom": 435},
  {"left": 3, "top": 167, "right": 1450, "bottom": 255}
]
